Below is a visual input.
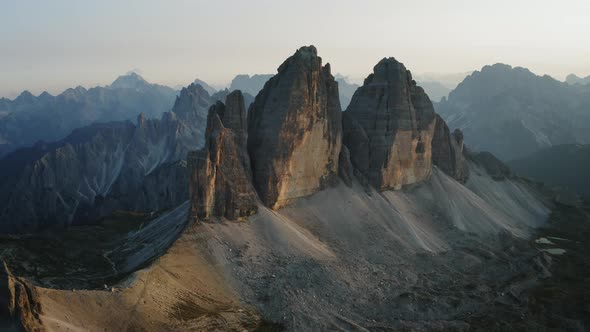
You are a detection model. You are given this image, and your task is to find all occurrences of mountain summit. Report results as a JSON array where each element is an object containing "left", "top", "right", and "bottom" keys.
[
  {"left": 0, "top": 73, "right": 177, "bottom": 156},
  {"left": 247, "top": 45, "right": 342, "bottom": 209},
  {"left": 343, "top": 57, "right": 438, "bottom": 190},
  {"left": 436, "top": 63, "right": 590, "bottom": 160},
  {"left": 109, "top": 72, "right": 150, "bottom": 89}
]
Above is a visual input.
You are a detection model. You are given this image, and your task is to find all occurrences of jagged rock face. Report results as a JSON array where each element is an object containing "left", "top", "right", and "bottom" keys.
[
  {"left": 338, "top": 146, "right": 354, "bottom": 187},
  {"left": 221, "top": 91, "right": 248, "bottom": 149},
  {"left": 247, "top": 46, "right": 342, "bottom": 209},
  {"left": 343, "top": 58, "right": 437, "bottom": 190},
  {"left": 0, "top": 84, "right": 211, "bottom": 233},
  {"left": 0, "top": 262, "right": 44, "bottom": 331},
  {"left": 432, "top": 114, "right": 469, "bottom": 182},
  {"left": 189, "top": 93, "right": 258, "bottom": 220}
]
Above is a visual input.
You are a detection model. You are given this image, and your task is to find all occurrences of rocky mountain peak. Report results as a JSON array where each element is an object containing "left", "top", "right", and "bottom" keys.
[
  {"left": 436, "top": 62, "right": 588, "bottom": 161},
  {"left": 189, "top": 95, "right": 258, "bottom": 221},
  {"left": 192, "top": 78, "right": 217, "bottom": 95},
  {"left": 343, "top": 57, "right": 437, "bottom": 190},
  {"left": 14, "top": 90, "right": 36, "bottom": 103},
  {"left": 366, "top": 57, "right": 412, "bottom": 84},
  {"left": 38, "top": 91, "right": 54, "bottom": 101},
  {"left": 276, "top": 45, "right": 320, "bottom": 74},
  {"left": 186, "top": 46, "right": 468, "bottom": 218},
  {"left": 221, "top": 90, "right": 248, "bottom": 138},
  {"left": 110, "top": 72, "right": 149, "bottom": 89},
  {"left": 60, "top": 86, "right": 88, "bottom": 101},
  {"left": 566, "top": 73, "right": 590, "bottom": 85},
  {"left": 172, "top": 83, "right": 211, "bottom": 122},
  {"left": 247, "top": 46, "right": 342, "bottom": 209}
]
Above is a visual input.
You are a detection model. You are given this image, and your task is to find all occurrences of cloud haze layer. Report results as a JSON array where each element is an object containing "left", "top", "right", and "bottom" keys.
[{"left": 1, "top": 0, "right": 589, "bottom": 97}]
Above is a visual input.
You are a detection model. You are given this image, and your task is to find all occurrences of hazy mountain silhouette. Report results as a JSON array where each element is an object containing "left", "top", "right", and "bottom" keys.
[
  {"left": 436, "top": 63, "right": 590, "bottom": 160},
  {"left": 417, "top": 81, "right": 452, "bottom": 102},
  {"left": 229, "top": 74, "right": 273, "bottom": 96},
  {"left": 193, "top": 78, "right": 217, "bottom": 95},
  {"left": 566, "top": 74, "right": 590, "bottom": 86},
  {"left": 0, "top": 83, "right": 213, "bottom": 233},
  {"left": 0, "top": 73, "right": 177, "bottom": 157},
  {"left": 335, "top": 74, "right": 360, "bottom": 109}
]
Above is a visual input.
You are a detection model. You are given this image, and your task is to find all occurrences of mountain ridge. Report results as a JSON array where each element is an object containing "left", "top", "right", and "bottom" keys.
[
  {"left": 0, "top": 73, "right": 179, "bottom": 157},
  {"left": 436, "top": 63, "right": 590, "bottom": 160}
]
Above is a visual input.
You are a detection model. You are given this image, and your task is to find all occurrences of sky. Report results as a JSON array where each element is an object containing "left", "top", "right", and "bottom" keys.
[{"left": 1, "top": 0, "right": 589, "bottom": 98}]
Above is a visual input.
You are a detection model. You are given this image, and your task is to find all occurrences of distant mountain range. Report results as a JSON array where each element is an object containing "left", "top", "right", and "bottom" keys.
[
  {"left": 436, "top": 63, "right": 590, "bottom": 160},
  {"left": 0, "top": 83, "right": 214, "bottom": 233},
  {"left": 508, "top": 144, "right": 590, "bottom": 199},
  {"left": 334, "top": 74, "right": 360, "bottom": 109},
  {"left": 414, "top": 72, "right": 471, "bottom": 89},
  {"left": 0, "top": 73, "right": 178, "bottom": 157},
  {"left": 229, "top": 74, "right": 273, "bottom": 96},
  {"left": 566, "top": 74, "right": 590, "bottom": 86},
  {"left": 416, "top": 81, "right": 452, "bottom": 102}
]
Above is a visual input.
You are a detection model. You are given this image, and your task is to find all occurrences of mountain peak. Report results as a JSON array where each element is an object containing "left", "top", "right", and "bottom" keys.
[
  {"left": 295, "top": 45, "right": 318, "bottom": 58},
  {"left": 367, "top": 57, "right": 412, "bottom": 85},
  {"left": 247, "top": 45, "right": 342, "bottom": 208},
  {"left": 192, "top": 78, "right": 216, "bottom": 95},
  {"left": 344, "top": 56, "right": 437, "bottom": 190},
  {"left": 483, "top": 63, "right": 513, "bottom": 71},
  {"left": 171, "top": 83, "right": 212, "bottom": 122},
  {"left": 110, "top": 72, "right": 149, "bottom": 89},
  {"left": 277, "top": 45, "right": 321, "bottom": 73},
  {"left": 566, "top": 73, "right": 590, "bottom": 85},
  {"left": 15, "top": 90, "right": 35, "bottom": 103}
]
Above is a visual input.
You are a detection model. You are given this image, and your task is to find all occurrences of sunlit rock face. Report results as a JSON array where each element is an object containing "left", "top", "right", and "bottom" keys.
[
  {"left": 343, "top": 57, "right": 437, "bottom": 190},
  {"left": 247, "top": 46, "right": 342, "bottom": 209},
  {"left": 0, "top": 262, "right": 43, "bottom": 331},
  {"left": 189, "top": 92, "right": 258, "bottom": 220}
]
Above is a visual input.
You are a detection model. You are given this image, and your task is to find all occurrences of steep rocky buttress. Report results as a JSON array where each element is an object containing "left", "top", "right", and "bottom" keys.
[
  {"left": 432, "top": 114, "right": 469, "bottom": 182},
  {"left": 0, "top": 262, "right": 44, "bottom": 331},
  {"left": 189, "top": 91, "right": 258, "bottom": 220},
  {"left": 343, "top": 57, "right": 437, "bottom": 190},
  {"left": 189, "top": 47, "right": 470, "bottom": 219},
  {"left": 247, "top": 46, "right": 343, "bottom": 209}
]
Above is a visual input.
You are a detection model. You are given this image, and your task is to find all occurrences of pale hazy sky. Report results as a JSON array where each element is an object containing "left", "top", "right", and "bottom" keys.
[{"left": 1, "top": 0, "right": 589, "bottom": 98}]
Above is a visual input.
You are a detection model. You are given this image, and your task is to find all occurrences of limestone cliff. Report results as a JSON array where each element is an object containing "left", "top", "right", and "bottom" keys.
[
  {"left": 343, "top": 57, "right": 437, "bottom": 190},
  {"left": 0, "top": 262, "right": 44, "bottom": 331},
  {"left": 247, "top": 46, "right": 342, "bottom": 209},
  {"left": 432, "top": 114, "right": 469, "bottom": 182},
  {"left": 189, "top": 92, "right": 258, "bottom": 220}
]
